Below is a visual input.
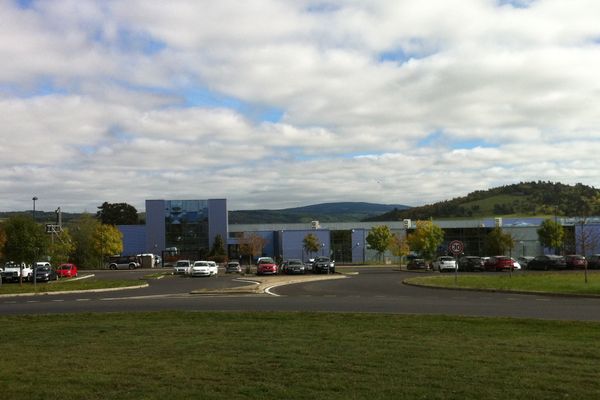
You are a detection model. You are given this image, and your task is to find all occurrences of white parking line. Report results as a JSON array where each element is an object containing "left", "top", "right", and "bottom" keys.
[{"left": 76, "top": 298, "right": 90, "bottom": 302}]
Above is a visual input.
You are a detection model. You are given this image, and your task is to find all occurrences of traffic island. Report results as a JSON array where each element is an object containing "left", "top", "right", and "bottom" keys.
[{"left": 190, "top": 274, "right": 347, "bottom": 295}]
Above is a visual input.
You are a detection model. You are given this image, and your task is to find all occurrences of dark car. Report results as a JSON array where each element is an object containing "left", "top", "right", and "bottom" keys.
[
  {"left": 281, "top": 259, "right": 305, "bottom": 275},
  {"left": 526, "top": 255, "right": 567, "bottom": 271},
  {"left": 458, "top": 256, "right": 484, "bottom": 272},
  {"left": 34, "top": 266, "right": 58, "bottom": 282},
  {"left": 565, "top": 255, "right": 587, "bottom": 269},
  {"left": 312, "top": 256, "right": 335, "bottom": 274},
  {"left": 406, "top": 258, "right": 428, "bottom": 270},
  {"left": 225, "top": 261, "right": 242, "bottom": 274},
  {"left": 588, "top": 254, "right": 600, "bottom": 269},
  {"left": 484, "top": 256, "right": 515, "bottom": 272}
]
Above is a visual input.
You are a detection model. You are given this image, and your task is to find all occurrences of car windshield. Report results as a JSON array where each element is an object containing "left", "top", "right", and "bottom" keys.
[
  {"left": 315, "top": 257, "right": 330, "bottom": 262},
  {"left": 288, "top": 260, "right": 303, "bottom": 265},
  {"left": 439, "top": 257, "right": 453, "bottom": 261},
  {"left": 259, "top": 258, "right": 274, "bottom": 264},
  {"left": 176, "top": 261, "right": 189, "bottom": 266},
  {"left": 37, "top": 267, "right": 50, "bottom": 272},
  {"left": 58, "top": 265, "right": 70, "bottom": 269}
]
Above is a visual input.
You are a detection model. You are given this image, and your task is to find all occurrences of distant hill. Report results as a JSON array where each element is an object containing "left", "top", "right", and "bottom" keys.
[
  {"left": 365, "top": 181, "right": 600, "bottom": 221},
  {"left": 229, "top": 202, "right": 410, "bottom": 224}
]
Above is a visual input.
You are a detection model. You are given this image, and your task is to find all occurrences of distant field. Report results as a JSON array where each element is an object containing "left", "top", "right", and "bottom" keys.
[{"left": 2, "top": 312, "right": 600, "bottom": 399}]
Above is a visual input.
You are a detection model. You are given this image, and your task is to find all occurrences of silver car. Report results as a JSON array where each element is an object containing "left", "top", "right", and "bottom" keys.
[{"left": 173, "top": 260, "right": 191, "bottom": 275}]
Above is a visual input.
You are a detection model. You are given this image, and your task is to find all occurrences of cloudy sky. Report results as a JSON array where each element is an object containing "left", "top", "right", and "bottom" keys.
[{"left": 2, "top": 0, "right": 600, "bottom": 213}]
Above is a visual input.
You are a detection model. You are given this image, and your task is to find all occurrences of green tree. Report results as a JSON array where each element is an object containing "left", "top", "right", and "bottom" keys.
[
  {"left": 0, "top": 223, "right": 6, "bottom": 260},
  {"left": 484, "top": 227, "right": 515, "bottom": 255},
  {"left": 302, "top": 233, "right": 320, "bottom": 259},
  {"left": 209, "top": 234, "right": 227, "bottom": 262},
  {"left": 96, "top": 202, "right": 139, "bottom": 225},
  {"left": 92, "top": 224, "right": 123, "bottom": 267},
  {"left": 70, "top": 214, "right": 100, "bottom": 269},
  {"left": 537, "top": 219, "right": 564, "bottom": 255},
  {"left": 366, "top": 225, "right": 393, "bottom": 262},
  {"left": 407, "top": 220, "right": 444, "bottom": 261},
  {"left": 48, "top": 228, "right": 75, "bottom": 265},
  {"left": 2, "top": 214, "right": 48, "bottom": 264}
]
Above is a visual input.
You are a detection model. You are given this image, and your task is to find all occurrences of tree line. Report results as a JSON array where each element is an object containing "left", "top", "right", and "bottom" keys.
[{"left": 0, "top": 202, "right": 139, "bottom": 269}]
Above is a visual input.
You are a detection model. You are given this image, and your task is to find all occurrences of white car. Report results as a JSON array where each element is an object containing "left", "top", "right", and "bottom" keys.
[
  {"left": 174, "top": 260, "right": 192, "bottom": 275},
  {"left": 510, "top": 258, "right": 522, "bottom": 270},
  {"left": 432, "top": 256, "right": 458, "bottom": 272},
  {"left": 188, "top": 261, "right": 218, "bottom": 277}
]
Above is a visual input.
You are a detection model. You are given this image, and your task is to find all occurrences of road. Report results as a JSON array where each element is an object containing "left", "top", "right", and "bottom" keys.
[{"left": 1, "top": 267, "right": 599, "bottom": 321}]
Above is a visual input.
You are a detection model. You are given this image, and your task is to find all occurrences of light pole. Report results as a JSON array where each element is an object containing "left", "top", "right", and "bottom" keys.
[{"left": 32, "top": 196, "right": 38, "bottom": 221}]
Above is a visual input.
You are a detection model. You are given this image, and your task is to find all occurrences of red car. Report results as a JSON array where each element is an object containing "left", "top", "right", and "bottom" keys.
[
  {"left": 57, "top": 263, "right": 78, "bottom": 278},
  {"left": 565, "top": 255, "right": 587, "bottom": 269},
  {"left": 256, "top": 257, "right": 278, "bottom": 275},
  {"left": 484, "top": 256, "right": 515, "bottom": 272}
]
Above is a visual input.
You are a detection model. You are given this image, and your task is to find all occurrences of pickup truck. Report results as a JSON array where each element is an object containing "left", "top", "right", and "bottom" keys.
[{"left": 2, "top": 262, "right": 33, "bottom": 282}]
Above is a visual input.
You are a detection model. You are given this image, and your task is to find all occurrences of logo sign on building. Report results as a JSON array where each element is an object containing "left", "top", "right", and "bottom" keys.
[{"left": 448, "top": 240, "right": 464, "bottom": 256}]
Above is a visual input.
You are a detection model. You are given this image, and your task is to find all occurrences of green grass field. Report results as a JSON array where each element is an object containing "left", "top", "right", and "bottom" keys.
[
  {"left": 406, "top": 271, "right": 600, "bottom": 295},
  {"left": 1, "top": 312, "right": 600, "bottom": 399}
]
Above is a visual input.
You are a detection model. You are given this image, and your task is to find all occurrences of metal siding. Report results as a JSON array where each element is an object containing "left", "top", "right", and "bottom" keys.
[
  {"left": 208, "top": 199, "right": 228, "bottom": 249},
  {"left": 118, "top": 225, "right": 147, "bottom": 255},
  {"left": 145, "top": 200, "right": 165, "bottom": 253}
]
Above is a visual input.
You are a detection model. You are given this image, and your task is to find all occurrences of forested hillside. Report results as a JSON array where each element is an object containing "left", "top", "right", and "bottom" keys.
[{"left": 366, "top": 181, "right": 600, "bottom": 221}]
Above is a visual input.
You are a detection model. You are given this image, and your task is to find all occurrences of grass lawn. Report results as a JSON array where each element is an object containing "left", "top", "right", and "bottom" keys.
[
  {"left": 0, "top": 279, "right": 144, "bottom": 295},
  {"left": 1, "top": 312, "right": 600, "bottom": 399},
  {"left": 405, "top": 271, "right": 600, "bottom": 295}
]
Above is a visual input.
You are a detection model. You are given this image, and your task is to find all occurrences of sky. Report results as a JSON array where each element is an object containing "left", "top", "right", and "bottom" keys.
[{"left": 2, "top": 0, "right": 600, "bottom": 213}]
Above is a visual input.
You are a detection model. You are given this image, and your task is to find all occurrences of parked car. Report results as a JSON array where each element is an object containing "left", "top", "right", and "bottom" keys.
[
  {"left": 174, "top": 260, "right": 192, "bottom": 275},
  {"left": 312, "top": 256, "right": 335, "bottom": 274},
  {"left": 511, "top": 258, "right": 522, "bottom": 270},
  {"left": 256, "top": 257, "right": 278, "bottom": 275},
  {"left": 457, "top": 256, "right": 484, "bottom": 272},
  {"left": 188, "top": 261, "right": 218, "bottom": 277},
  {"left": 281, "top": 259, "right": 305, "bottom": 275},
  {"left": 516, "top": 256, "right": 534, "bottom": 268},
  {"left": 526, "top": 255, "right": 567, "bottom": 271},
  {"left": 406, "top": 258, "right": 428, "bottom": 270},
  {"left": 484, "top": 256, "right": 515, "bottom": 272},
  {"left": 432, "top": 256, "right": 457, "bottom": 272},
  {"left": 588, "top": 254, "right": 600, "bottom": 269},
  {"left": 57, "top": 263, "right": 78, "bottom": 278},
  {"left": 34, "top": 265, "right": 58, "bottom": 282},
  {"left": 2, "top": 261, "right": 32, "bottom": 282},
  {"left": 225, "top": 261, "right": 242, "bottom": 274},
  {"left": 108, "top": 256, "right": 141, "bottom": 270},
  {"left": 304, "top": 259, "right": 314, "bottom": 273},
  {"left": 565, "top": 255, "right": 587, "bottom": 269}
]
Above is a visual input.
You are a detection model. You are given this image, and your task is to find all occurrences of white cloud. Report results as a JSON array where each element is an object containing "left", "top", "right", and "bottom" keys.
[{"left": 1, "top": 0, "right": 600, "bottom": 212}]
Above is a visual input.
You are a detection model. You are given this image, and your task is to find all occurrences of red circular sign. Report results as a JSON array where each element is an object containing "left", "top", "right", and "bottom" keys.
[{"left": 448, "top": 240, "right": 464, "bottom": 255}]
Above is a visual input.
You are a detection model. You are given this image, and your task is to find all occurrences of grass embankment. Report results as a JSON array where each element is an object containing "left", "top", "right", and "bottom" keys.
[
  {"left": 406, "top": 272, "right": 600, "bottom": 296},
  {"left": 1, "top": 312, "right": 600, "bottom": 399},
  {"left": 0, "top": 279, "right": 144, "bottom": 295}
]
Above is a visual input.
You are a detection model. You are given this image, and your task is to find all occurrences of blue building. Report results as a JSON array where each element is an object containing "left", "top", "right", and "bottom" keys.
[{"left": 120, "top": 199, "right": 228, "bottom": 257}]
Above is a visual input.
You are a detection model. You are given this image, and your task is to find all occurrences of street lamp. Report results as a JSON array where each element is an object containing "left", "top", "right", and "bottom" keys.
[{"left": 32, "top": 196, "right": 38, "bottom": 221}]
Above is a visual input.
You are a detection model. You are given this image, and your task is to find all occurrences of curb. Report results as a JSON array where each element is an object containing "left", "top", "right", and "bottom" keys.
[
  {"left": 402, "top": 279, "right": 600, "bottom": 299},
  {"left": 0, "top": 283, "right": 149, "bottom": 298}
]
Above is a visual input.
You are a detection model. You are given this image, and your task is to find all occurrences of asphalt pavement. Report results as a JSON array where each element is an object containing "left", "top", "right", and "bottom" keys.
[{"left": 1, "top": 267, "right": 600, "bottom": 321}]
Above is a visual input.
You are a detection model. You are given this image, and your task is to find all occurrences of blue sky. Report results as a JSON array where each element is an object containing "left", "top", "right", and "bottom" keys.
[{"left": 1, "top": 0, "right": 600, "bottom": 212}]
